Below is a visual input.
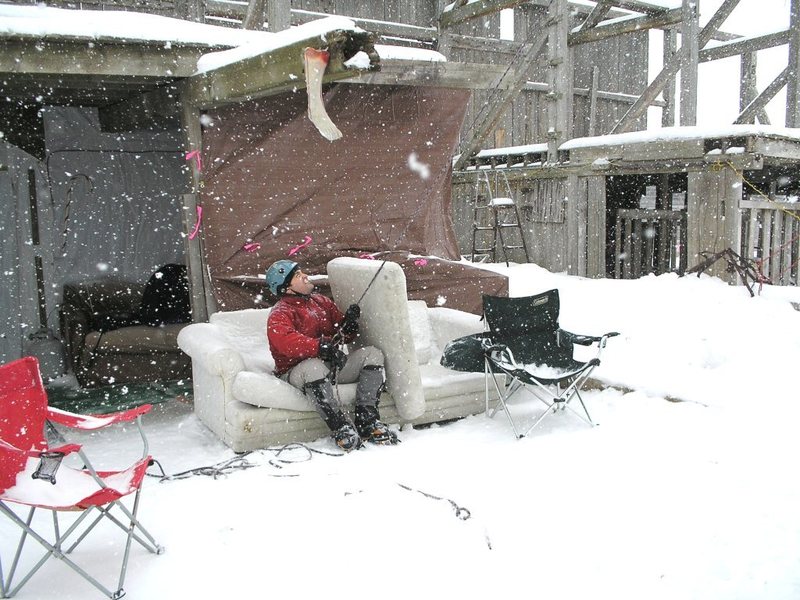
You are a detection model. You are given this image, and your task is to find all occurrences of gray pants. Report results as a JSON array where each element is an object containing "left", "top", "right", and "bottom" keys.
[{"left": 285, "top": 345, "right": 384, "bottom": 395}]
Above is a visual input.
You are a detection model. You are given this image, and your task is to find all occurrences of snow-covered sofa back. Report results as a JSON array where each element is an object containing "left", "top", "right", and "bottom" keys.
[{"left": 178, "top": 257, "right": 489, "bottom": 451}]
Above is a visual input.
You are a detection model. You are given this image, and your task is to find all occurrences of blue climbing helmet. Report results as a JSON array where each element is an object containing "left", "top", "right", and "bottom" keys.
[{"left": 265, "top": 259, "right": 299, "bottom": 297}]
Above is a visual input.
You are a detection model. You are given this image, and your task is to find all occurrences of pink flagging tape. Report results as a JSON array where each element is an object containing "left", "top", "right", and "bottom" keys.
[
  {"left": 288, "top": 235, "right": 313, "bottom": 256},
  {"left": 189, "top": 205, "right": 203, "bottom": 240},
  {"left": 185, "top": 150, "right": 203, "bottom": 172}
]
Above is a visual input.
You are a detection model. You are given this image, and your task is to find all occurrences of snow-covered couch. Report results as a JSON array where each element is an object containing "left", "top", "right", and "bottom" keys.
[{"left": 177, "top": 257, "right": 490, "bottom": 452}]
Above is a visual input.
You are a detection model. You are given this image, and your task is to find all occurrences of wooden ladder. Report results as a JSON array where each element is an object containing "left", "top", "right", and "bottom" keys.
[{"left": 470, "top": 171, "right": 531, "bottom": 266}]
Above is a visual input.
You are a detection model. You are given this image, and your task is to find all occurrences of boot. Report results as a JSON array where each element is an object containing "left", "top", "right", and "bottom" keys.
[
  {"left": 304, "top": 378, "right": 361, "bottom": 451},
  {"left": 354, "top": 365, "right": 398, "bottom": 444},
  {"left": 354, "top": 404, "right": 399, "bottom": 445}
]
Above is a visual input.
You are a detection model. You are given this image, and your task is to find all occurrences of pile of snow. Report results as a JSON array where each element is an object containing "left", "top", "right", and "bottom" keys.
[{"left": 2, "top": 265, "right": 799, "bottom": 599}]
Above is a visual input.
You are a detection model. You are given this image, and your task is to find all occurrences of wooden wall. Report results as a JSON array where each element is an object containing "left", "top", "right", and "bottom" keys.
[{"left": 453, "top": 172, "right": 607, "bottom": 277}]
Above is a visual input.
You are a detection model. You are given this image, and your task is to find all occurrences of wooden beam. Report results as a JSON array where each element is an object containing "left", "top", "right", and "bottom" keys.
[
  {"left": 439, "top": 0, "right": 525, "bottom": 30},
  {"left": 242, "top": 0, "right": 268, "bottom": 30},
  {"left": 588, "top": 66, "right": 599, "bottom": 136},
  {"left": 787, "top": 0, "right": 800, "bottom": 127},
  {"left": 182, "top": 29, "right": 378, "bottom": 109},
  {"left": 734, "top": 67, "right": 789, "bottom": 124},
  {"left": 0, "top": 38, "right": 212, "bottom": 78},
  {"left": 347, "top": 60, "right": 505, "bottom": 89},
  {"left": 266, "top": 0, "right": 292, "bottom": 32},
  {"left": 576, "top": 0, "right": 613, "bottom": 32},
  {"left": 662, "top": 28, "right": 677, "bottom": 127},
  {"left": 699, "top": 30, "right": 791, "bottom": 63},
  {"left": 453, "top": 27, "right": 550, "bottom": 170},
  {"left": 679, "top": 0, "right": 698, "bottom": 126},
  {"left": 739, "top": 53, "right": 770, "bottom": 124},
  {"left": 569, "top": 7, "right": 682, "bottom": 46},
  {"left": 547, "top": 0, "right": 572, "bottom": 162}
]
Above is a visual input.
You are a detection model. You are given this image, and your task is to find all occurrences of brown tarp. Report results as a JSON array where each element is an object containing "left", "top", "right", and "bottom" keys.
[{"left": 199, "top": 83, "right": 507, "bottom": 314}]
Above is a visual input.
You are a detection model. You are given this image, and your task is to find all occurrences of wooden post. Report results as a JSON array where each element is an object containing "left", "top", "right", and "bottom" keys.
[
  {"left": 679, "top": 0, "right": 699, "bottom": 126},
  {"left": 687, "top": 167, "right": 743, "bottom": 283},
  {"left": 180, "top": 100, "right": 214, "bottom": 321},
  {"left": 662, "top": 29, "right": 677, "bottom": 127},
  {"left": 546, "top": 0, "right": 573, "bottom": 163},
  {"left": 175, "top": 0, "right": 204, "bottom": 22},
  {"left": 565, "top": 174, "right": 581, "bottom": 275},
  {"left": 787, "top": 0, "right": 800, "bottom": 127},
  {"left": 588, "top": 66, "right": 599, "bottom": 136},
  {"left": 267, "top": 0, "right": 291, "bottom": 32},
  {"left": 740, "top": 52, "right": 765, "bottom": 124},
  {"left": 586, "top": 175, "right": 607, "bottom": 278}
]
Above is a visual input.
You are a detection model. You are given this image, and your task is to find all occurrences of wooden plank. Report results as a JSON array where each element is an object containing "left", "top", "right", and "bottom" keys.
[
  {"left": 576, "top": 176, "right": 588, "bottom": 276},
  {"left": 771, "top": 210, "right": 784, "bottom": 281},
  {"left": 569, "top": 8, "right": 682, "bottom": 46},
  {"left": 781, "top": 215, "right": 794, "bottom": 284},
  {"left": 243, "top": 0, "right": 268, "bottom": 30},
  {"left": 662, "top": 28, "right": 677, "bottom": 127},
  {"left": 739, "top": 53, "right": 771, "bottom": 125},
  {"left": 615, "top": 212, "right": 623, "bottom": 279},
  {"left": 588, "top": 66, "right": 599, "bottom": 136},
  {"left": 267, "top": 0, "right": 292, "bottom": 32},
  {"left": 699, "top": 30, "right": 791, "bottom": 63},
  {"left": 586, "top": 175, "right": 606, "bottom": 278},
  {"left": 679, "top": 0, "right": 698, "bottom": 126},
  {"left": 351, "top": 60, "right": 505, "bottom": 89},
  {"left": 0, "top": 38, "right": 210, "bottom": 78},
  {"left": 439, "top": 0, "right": 528, "bottom": 30},
  {"left": 547, "top": 0, "right": 572, "bottom": 163},
  {"left": 577, "top": 0, "right": 613, "bottom": 32}
]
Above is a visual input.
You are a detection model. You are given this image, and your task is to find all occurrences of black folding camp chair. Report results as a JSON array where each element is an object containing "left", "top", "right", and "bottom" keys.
[{"left": 481, "top": 290, "right": 618, "bottom": 438}]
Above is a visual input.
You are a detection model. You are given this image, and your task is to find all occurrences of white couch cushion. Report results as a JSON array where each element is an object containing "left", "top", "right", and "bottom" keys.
[
  {"left": 210, "top": 308, "right": 275, "bottom": 374},
  {"left": 406, "top": 300, "right": 434, "bottom": 365},
  {"left": 327, "top": 257, "right": 425, "bottom": 420}
]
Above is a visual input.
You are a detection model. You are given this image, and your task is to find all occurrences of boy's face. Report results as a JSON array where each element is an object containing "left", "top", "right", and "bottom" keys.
[{"left": 287, "top": 269, "right": 314, "bottom": 295}]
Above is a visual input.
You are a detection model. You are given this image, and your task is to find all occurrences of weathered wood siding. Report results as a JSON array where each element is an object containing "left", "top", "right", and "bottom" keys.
[
  {"left": 687, "top": 168, "right": 743, "bottom": 283},
  {"left": 741, "top": 199, "right": 800, "bottom": 286},
  {"left": 453, "top": 172, "right": 607, "bottom": 277}
]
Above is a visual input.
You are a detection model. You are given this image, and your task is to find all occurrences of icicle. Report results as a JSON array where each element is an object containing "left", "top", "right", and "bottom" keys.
[{"left": 303, "top": 47, "right": 342, "bottom": 141}]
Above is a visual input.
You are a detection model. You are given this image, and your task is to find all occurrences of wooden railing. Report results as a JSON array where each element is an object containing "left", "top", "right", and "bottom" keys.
[
  {"left": 740, "top": 199, "right": 800, "bottom": 286},
  {"left": 614, "top": 209, "right": 687, "bottom": 279}
]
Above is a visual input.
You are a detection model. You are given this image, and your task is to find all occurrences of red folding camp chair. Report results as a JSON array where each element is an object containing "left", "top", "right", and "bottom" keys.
[{"left": 0, "top": 356, "right": 163, "bottom": 599}]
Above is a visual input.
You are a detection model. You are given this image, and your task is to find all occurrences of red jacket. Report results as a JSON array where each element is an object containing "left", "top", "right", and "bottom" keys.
[{"left": 267, "top": 293, "right": 352, "bottom": 375}]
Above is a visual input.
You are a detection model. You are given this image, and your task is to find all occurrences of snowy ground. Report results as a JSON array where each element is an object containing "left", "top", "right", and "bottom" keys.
[{"left": 3, "top": 264, "right": 800, "bottom": 599}]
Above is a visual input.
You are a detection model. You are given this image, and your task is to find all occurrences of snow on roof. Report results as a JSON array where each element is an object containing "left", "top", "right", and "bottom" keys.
[
  {"left": 475, "top": 143, "right": 548, "bottom": 157},
  {"left": 0, "top": 4, "right": 267, "bottom": 46},
  {"left": 374, "top": 44, "right": 445, "bottom": 62},
  {"left": 559, "top": 125, "right": 800, "bottom": 150}
]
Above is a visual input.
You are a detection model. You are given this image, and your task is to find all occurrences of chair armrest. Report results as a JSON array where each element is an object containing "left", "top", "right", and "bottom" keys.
[
  {"left": 0, "top": 437, "right": 82, "bottom": 459},
  {"left": 560, "top": 330, "right": 620, "bottom": 346},
  {"left": 47, "top": 404, "right": 152, "bottom": 430},
  {"left": 177, "top": 323, "right": 246, "bottom": 380}
]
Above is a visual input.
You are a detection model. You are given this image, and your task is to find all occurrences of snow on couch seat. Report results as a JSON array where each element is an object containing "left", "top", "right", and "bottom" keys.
[{"left": 178, "top": 258, "right": 490, "bottom": 452}]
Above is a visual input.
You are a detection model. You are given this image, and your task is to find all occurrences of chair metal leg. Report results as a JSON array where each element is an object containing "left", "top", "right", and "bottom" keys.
[{"left": 0, "top": 500, "right": 143, "bottom": 599}]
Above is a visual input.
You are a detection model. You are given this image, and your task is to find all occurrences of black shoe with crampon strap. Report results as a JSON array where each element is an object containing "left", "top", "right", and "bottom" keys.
[
  {"left": 355, "top": 405, "right": 400, "bottom": 445},
  {"left": 333, "top": 423, "right": 362, "bottom": 452}
]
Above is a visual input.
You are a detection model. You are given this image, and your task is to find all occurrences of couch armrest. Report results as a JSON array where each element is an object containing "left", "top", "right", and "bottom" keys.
[
  {"left": 177, "top": 323, "right": 245, "bottom": 380},
  {"left": 428, "top": 307, "right": 484, "bottom": 349}
]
